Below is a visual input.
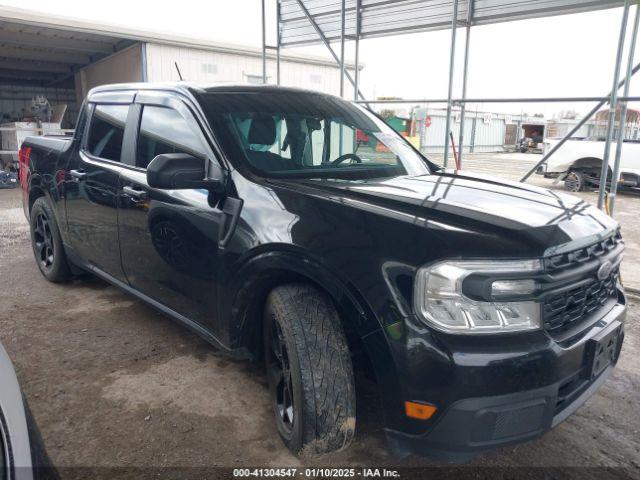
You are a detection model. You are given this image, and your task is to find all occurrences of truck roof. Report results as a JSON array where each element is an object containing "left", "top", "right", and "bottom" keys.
[{"left": 87, "top": 82, "right": 338, "bottom": 102}]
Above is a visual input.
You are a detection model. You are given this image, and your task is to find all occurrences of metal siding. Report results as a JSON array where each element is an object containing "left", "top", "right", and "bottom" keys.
[
  {"left": 416, "top": 108, "right": 529, "bottom": 154},
  {"left": 280, "top": 0, "right": 622, "bottom": 46},
  {"left": 145, "top": 43, "right": 348, "bottom": 96}
]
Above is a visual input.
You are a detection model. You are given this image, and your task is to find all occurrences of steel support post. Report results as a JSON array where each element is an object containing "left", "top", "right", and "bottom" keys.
[
  {"left": 520, "top": 62, "right": 640, "bottom": 182},
  {"left": 457, "top": 0, "right": 473, "bottom": 167},
  {"left": 597, "top": 0, "right": 631, "bottom": 210},
  {"left": 276, "top": 0, "right": 281, "bottom": 85},
  {"left": 340, "top": 0, "right": 346, "bottom": 98},
  {"left": 293, "top": 0, "right": 368, "bottom": 102},
  {"left": 354, "top": 0, "right": 361, "bottom": 101},
  {"left": 443, "top": 0, "right": 459, "bottom": 168},
  {"left": 262, "top": 0, "right": 267, "bottom": 84},
  {"left": 610, "top": 4, "right": 639, "bottom": 214},
  {"left": 339, "top": 0, "right": 346, "bottom": 153}
]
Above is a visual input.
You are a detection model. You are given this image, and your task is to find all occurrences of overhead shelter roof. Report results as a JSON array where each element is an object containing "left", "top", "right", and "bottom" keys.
[
  {"left": 0, "top": 12, "right": 134, "bottom": 87},
  {"left": 0, "top": 6, "right": 356, "bottom": 88},
  {"left": 279, "top": 0, "right": 625, "bottom": 47}
]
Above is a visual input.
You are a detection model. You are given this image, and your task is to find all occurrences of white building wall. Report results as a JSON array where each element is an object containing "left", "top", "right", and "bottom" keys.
[
  {"left": 145, "top": 43, "right": 350, "bottom": 96},
  {"left": 75, "top": 44, "right": 143, "bottom": 103}
]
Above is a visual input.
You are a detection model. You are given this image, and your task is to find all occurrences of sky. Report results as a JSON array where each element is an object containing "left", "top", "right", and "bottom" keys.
[{"left": 1, "top": 0, "right": 638, "bottom": 117}]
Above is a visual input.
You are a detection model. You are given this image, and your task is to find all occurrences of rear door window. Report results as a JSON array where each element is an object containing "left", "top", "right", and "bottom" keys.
[
  {"left": 136, "top": 106, "right": 206, "bottom": 169},
  {"left": 86, "top": 104, "right": 129, "bottom": 162}
]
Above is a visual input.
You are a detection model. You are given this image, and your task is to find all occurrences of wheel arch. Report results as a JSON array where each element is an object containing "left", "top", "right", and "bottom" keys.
[
  {"left": 569, "top": 156, "right": 610, "bottom": 175},
  {"left": 224, "top": 248, "right": 382, "bottom": 377},
  {"left": 27, "top": 174, "right": 47, "bottom": 214}
]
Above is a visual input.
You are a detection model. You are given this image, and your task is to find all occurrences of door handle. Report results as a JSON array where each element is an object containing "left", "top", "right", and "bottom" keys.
[
  {"left": 122, "top": 185, "right": 148, "bottom": 200},
  {"left": 69, "top": 169, "right": 86, "bottom": 180}
]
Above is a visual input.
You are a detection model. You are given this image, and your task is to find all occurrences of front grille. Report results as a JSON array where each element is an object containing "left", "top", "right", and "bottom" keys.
[
  {"left": 543, "top": 268, "right": 619, "bottom": 335},
  {"left": 545, "top": 230, "right": 622, "bottom": 273}
]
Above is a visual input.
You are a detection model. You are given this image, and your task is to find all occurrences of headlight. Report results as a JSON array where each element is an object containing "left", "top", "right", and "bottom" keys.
[{"left": 414, "top": 260, "right": 542, "bottom": 334}]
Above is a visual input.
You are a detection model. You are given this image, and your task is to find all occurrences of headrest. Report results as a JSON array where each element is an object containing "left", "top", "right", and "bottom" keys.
[{"left": 248, "top": 115, "right": 276, "bottom": 145}]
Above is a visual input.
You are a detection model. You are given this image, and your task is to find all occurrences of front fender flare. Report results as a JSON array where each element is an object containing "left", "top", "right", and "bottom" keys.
[{"left": 222, "top": 248, "right": 381, "bottom": 349}]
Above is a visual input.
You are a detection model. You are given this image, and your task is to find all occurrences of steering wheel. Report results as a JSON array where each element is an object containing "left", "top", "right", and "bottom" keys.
[{"left": 331, "top": 153, "right": 363, "bottom": 165}]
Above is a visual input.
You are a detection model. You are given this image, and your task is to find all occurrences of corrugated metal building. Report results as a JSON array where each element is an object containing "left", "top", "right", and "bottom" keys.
[
  {"left": 0, "top": 6, "right": 357, "bottom": 132},
  {"left": 414, "top": 107, "right": 546, "bottom": 153}
]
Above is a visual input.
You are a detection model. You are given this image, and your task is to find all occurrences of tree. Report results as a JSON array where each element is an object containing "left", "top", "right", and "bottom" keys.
[
  {"left": 379, "top": 109, "right": 396, "bottom": 120},
  {"left": 558, "top": 110, "right": 579, "bottom": 120}
]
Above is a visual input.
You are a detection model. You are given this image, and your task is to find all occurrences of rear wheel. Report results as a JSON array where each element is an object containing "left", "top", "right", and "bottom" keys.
[
  {"left": 30, "top": 197, "right": 71, "bottom": 282},
  {"left": 564, "top": 170, "right": 586, "bottom": 192},
  {"left": 264, "top": 284, "right": 356, "bottom": 455}
]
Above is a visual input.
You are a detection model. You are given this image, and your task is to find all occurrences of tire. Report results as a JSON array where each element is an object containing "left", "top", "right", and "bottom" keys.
[
  {"left": 564, "top": 170, "right": 586, "bottom": 192},
  {"left": 264, "top": 284, "right": 356, "bottom": 455},
  {"left": 30, "top": 197, "right": 71, "bottom": 283}
]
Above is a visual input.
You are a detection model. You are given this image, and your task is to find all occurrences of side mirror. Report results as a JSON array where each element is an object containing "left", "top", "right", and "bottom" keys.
[{"left": 146, "top": 153, "right": 225, "bottom": 192}]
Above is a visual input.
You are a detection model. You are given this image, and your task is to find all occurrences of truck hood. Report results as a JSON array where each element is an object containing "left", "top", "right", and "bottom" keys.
[{"left": 301, "top": 171, "right": 617, "bottom": 249}]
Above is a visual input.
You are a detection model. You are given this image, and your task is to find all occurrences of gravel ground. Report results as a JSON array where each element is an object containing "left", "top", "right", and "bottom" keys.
[{"left": 0, "top": 158, "right": 639, "bottom": 479}]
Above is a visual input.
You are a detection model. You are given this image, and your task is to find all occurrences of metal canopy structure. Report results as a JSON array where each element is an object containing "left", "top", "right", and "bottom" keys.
[
  {"left": 261, "top": 0, "right": 638, "bottom": 215},
  {"left": 278, "top": 0, "right": 623, "bottom": 46}
]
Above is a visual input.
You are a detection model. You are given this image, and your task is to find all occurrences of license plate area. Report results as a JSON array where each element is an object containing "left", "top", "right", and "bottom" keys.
[{"left": 583, "top": 321, "right": 622, "bottom": 380}]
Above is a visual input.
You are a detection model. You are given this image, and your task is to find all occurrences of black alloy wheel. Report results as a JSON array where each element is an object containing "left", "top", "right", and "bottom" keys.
[
  {"left": 267, "top": 317, "right": 295, "bottom": 436},
  {"left": 30, "top": 197, "right": 71, "bottom": 282},
  {"left": 33, "top": 211, "right": 55, "bottom": 270}
]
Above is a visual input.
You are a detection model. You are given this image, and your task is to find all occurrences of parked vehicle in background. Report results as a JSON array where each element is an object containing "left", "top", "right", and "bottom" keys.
[
  {"left": 0, "top": 171, "right": 18, "bottom": 189},
  {"left": 0, "top": 341, "right": 57, "bottom": 480},
  {"left": 537, "top": 137, "right": 640, "bottom": 192},
  {"left": 19, "top": 83, "right": 627, "bottom": 461}
]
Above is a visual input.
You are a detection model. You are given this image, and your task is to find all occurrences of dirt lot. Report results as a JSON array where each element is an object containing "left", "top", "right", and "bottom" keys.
[{"left": 0, "top": 156, "right": 639, "bottom": 479}]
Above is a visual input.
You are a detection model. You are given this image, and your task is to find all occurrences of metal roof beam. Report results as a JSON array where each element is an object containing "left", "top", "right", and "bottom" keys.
[
  {"left": 0, "top": 45, "right": 91, "bottom": 64},
  {"left": 0, "top": 57, "right": 73, "bottom": 74},
  {"left": 0, "top": 29, "right": 116, "bottom": 54},
  {"left": 0, "top": 69, "right": 65, "bottom": 82},
  {"left": 0, "top": 77, "right": 56, "bottom": 87}
]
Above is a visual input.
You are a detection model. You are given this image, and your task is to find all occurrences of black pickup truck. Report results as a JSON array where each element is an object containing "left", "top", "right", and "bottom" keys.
[{"left": 19, "top": 83, "right": 626, "bottom": 461}]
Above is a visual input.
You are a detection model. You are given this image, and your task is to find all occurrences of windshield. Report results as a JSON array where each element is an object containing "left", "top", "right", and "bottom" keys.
[{"left": 199, "top": 91, "right": 431, "bottom": 181}]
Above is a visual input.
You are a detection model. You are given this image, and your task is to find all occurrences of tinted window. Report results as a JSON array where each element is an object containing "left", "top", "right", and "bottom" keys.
[
  {"left": 200, "top": 93, "right": 431, "bottom": 180},
  {"left": 86, "top": 104, "right": 128, "bottom": 161},
  {"left": 136, "top": 106, "right": 206, "bottom": 169}
]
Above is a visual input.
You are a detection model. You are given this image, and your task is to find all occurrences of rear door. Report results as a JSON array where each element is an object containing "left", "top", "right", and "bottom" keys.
[
  {"left": 65, "top": 95, "right": 134, "bottom": 282},
  {"left": 117, "top": 92, "right": 226, "bottom": 336}
]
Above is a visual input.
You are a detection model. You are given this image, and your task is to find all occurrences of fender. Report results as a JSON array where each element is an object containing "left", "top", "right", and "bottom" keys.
[
  {"left": 26, "top": 173, "right": 68, "bottom": 239},
  {"left": 220, "top": 246, "right": 408, "bottom": 434},
  {"left": 221, "top": 246, "right": 383, "bottom": 350}
]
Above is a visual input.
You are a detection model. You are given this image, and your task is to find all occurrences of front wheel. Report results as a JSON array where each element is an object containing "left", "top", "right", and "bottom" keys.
[
  {"left": 30, "top": 197, "right": 71, "bottom": 282},
  {"left": 264, "top": 284, "right": 356, "bottom": 455},
  {"left": 564, "top": 170, "right": 586, "bottom": 192}
]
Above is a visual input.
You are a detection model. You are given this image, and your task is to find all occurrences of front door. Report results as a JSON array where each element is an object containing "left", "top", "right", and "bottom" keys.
[
  {"left": 65, "top": 102, "right": 131, "bottom": 282},
  {"left": 117, "top": 96, "right": 225, "bottom": 336}
]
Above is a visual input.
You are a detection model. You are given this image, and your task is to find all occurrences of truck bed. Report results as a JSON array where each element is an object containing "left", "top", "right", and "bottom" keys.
[{"left": 23, "top": 135, "right": 73, "bottom": 153}]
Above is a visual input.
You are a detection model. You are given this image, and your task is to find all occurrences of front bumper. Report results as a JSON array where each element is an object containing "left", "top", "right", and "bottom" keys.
[{"left": 382, "top": 300, "right": 626, "bottom": 462}]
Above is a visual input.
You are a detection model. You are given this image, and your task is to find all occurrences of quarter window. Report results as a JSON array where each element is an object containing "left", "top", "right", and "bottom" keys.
[
  {"left": 86, "top": 104, "right": 128, "bottom": 162},
  {"left": 136, "top": 106, "right": 206, "bottom": 169}
]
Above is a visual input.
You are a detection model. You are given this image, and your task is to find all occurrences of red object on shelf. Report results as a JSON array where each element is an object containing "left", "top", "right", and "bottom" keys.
[{"left": 356, "top": 129, "right": 370, "bottom": 143}]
